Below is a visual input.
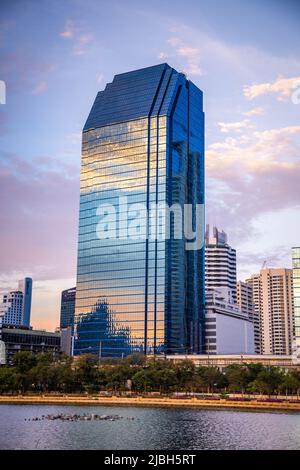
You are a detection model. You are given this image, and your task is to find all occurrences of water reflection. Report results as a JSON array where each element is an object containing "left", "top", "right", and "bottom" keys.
[
  {"left": 1, "top": 405, "right": 300, "bottom": 450},
  {"left": 74, "top": 298, "right": 139, "bottom": 357}
]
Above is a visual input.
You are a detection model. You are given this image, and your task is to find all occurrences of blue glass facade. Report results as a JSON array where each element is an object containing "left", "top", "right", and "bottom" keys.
[
  {"left": 60, "top": 287, "right": 76, "bottom": 331},
  {"left": 74, "top": 64, "right": 205, "bottom": 357}
]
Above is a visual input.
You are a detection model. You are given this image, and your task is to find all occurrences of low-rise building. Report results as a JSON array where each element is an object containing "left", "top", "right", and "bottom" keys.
[
  {"left": 205, "top": 289, "right": 255, "bottom": 355},
  {"left": 165, "top": 354, "right": 296, "bottom": 370},
  {"left": 0, "top": 323, "right": 61, "bottom": 365}
]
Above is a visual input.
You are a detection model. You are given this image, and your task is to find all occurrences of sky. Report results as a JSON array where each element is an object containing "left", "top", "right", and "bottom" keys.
[{"left": 0, "top": 0, "right": 300, "bottom": 331}]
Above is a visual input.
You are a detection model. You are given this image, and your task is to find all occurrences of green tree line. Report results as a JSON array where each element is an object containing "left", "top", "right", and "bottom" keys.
[{"left": 0, "top": 352, "right": 300, "bottom": 396}]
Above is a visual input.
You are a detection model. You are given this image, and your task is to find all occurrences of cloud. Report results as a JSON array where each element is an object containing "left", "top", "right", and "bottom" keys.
[
  {"left": 237, "top": 245, "right": 293, "bottom": 281},
  {"left": 73, "top": 33, "right": 94, "bottom": 56},
  {"left": 244, "top": 76, "right": 300, "bottom": 101},
  {"left": 0, "top": 152, "right": 79, "bottom": 283},
  {"left": 160, "top": 36, "right": 204, "bottom": 76},
  {"left": 218, "top": 119, "right": 253, "bottom": 133},
  {"left": 167, "top": 37, "right": 182, "bottom": 48},
  {"left": 0, "top": 48, "right": 55, "bottom": 96},
  {"left": 176, "top": 46, "right": 203, "bottom": 75},
  {"left": 59, "top": 19, "right": 93, "bottom": 56},
  {"left": 238, "top": 246, "right": 292, "bottom": 272},
  {"left": 32, "top": 80, "right": 47, "bottom": 95},
  {"left": 159, "top": 20, "right": 300, "bottom": 90},
  {"left": 96, "top": 73, "right": 104, "bottom": 84},
  {"left": 158, "top": 52, "right": 169, "bottom": 60},
  {"left": 208, "top": 125, "right": 300, "bottom": 173},
  {"left": 59, "top": 19, "right": 77, "bottom": 38},
  {"left": 206, "top": 125, "right": 300, "bottom": 244},
  {"left": 243, "top": 107, "right": 265, "bottom": 117}
]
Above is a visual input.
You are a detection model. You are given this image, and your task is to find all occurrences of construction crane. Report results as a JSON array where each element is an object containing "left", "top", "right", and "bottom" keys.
[{"left": 261, "top": 260, "right": 268, "bottom": 270}]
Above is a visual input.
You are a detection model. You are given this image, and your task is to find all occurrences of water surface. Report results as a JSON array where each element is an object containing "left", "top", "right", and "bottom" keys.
[{"left": 0, "top": 405, "right": 299, "bottom": 450}]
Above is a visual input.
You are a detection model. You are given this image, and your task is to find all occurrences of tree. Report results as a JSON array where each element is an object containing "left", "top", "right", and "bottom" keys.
[
  {"left": 132, "top": 369, "right": 154, "bottom": 392},
  {"left": 246, "top": 363, "right": 265, "bottom": 383},
  {"left": 105, "top": 364, "right": 133, "bottom": 392},
  {"left": 279, "top": 372, "right": 300, "bottom": 396},
  {"left": 156, "top": 368, "right": 178, "bottom": 393},
  {"left": 225, "top": 365, "right": 249, "bottom": 393},
  {"left": 197, "top": 367, "right": 227, "bottom": 393},
  {"left": 248, "top": 367, "right": 284, "bottom": 396},
  {"left": 123, "top": 353, "right": 146, "bottom": 366},
  {"left": 174, "top": 360, "right": 196, "bottom": 391},
  {"left": 90, "top": 367, "right": 107, "bottom": 390},
  {"left": 0, "top": 367, "right": 20, "bottom": 393},
  {"left": 12, "top": 351, "right": 37, "bottom": 374},
  {"left": 74, "top": 354, "right": 98, "bottom": 390},
  {"left": 29, "top": 363, "right": 51, "bottom": 392}
]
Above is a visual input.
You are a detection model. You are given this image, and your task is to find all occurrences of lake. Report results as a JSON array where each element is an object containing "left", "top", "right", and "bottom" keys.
[{"left": 0, "top": 404, "right": 300, "bottom": 450}]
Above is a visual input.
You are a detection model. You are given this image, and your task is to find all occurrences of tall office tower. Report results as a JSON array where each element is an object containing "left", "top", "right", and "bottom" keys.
[
  {"left": 292, "top": 247, "right": 300, "bottom": 360},
  {"left": 18, "top": 278, "right": 32, "bottom": 327},
  {"left": 246, "top": 269, "right": 294, "bottom": 355},
  {"left": 0, "top": 278, "right": 32, "bottom": 327},
  {"left": 205, "top": 225, "right": 237, "bottom": 303},
  {"left": 60, "top": 287, "right": 76, "bottom": 330},
  {"left": 74, "top": 63, "right": 205, "bottom": 357}
]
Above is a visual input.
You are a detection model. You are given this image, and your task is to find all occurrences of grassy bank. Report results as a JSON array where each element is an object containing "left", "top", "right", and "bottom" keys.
[{"left": 1, "top": 395, "right": 300, "bottom": 412}]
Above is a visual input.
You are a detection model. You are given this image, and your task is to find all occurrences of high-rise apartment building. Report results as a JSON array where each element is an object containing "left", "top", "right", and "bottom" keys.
[
  {"left": 292, "top": 247, "right": 300, "bottom": 360},
  {"left": 74, "top": 64, "right": 205, "bottom": 357},
  {"left": 246, "top": 269, "right": 294, "bottom": 355},
  {"left": 60, "top": 287, "right": 76, "bottom": 330},
  {"left": 237, "top": 280, "right": 257, "bottom": 352},
  {"left": 0, "top": 278, "right": 32, "bottom": 327},
  {"left": 205, "top": 225, "right": 237, "bottom": 303},
  {"left": 237, "top": 281, "right": 254, "bottom": 320}
]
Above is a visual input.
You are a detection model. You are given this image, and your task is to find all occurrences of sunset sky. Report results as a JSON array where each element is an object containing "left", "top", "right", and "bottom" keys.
[{"left": 0, "top": 0, "right": 300, "bottom": 331}]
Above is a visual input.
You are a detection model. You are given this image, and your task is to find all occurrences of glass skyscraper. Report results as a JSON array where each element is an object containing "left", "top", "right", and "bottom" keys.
[
  {"left": 74, "top": 64, "right": 205, "bottom": 357},
  {"left": 60, "top": 287, "right": 76, "bottom": 331}
]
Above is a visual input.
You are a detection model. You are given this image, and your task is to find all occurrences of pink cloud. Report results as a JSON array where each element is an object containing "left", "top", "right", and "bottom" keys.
[
  {"left": 60, "top": 19, "right": 77, "bottom": 39},
  {"left": 0, "top": 152, "right": 79, "bottom": 282},
  {"left": 0, "top": 49, "right": 55, "bottom": 95},
  {"left": 206, "top": 125, "right": 300, "bottom": 245},
  {"left": 32, "top": 80, "right": 47, "bottom": 95},
  {"left": 73, "top": 33, "right": 94, "bottom": 56},
  {"left": 59, "top": 19, "right": 93, "bottom": 56}
]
